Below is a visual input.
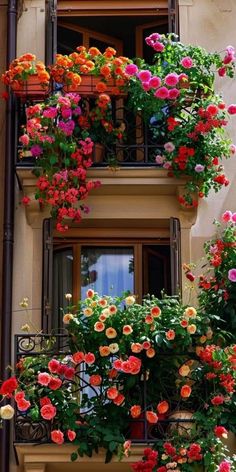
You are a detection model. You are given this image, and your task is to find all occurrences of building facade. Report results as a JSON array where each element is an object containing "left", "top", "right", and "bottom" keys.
[{"left": 1, "top": 1, "right": 236, "bottom": 471}]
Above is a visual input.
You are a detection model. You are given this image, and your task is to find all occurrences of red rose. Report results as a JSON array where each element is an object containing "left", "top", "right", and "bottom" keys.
[
  {"left": 64, "top": 367, "right": 75, "bottom": 380},
  {"left": 40, "top": 397, "right": 51, "bottom": 407},
  {"left": 38, "top": 372, "right": 51, "bottom": 386},
  {"left": 51, "top": 429, "right": 64, "bottom": 444},
  {"left": 84, "top": 352, "right": 95, "bottom": 365},
  {"left": 107, "top": 387, "right": 119, "bottom": 400},
  {"left": 72, "top": 351, "right": 85, "bottom": 364},
  {"left": 48, "top": 359, "right": 60, "bottom": 373},
  {"left": 48, "top": 377, "right": 62, "bottom": 390},
  {"left": 17, "top": 398, "right": 31, "bottom": 411},
  {"left": 146, "top": 411, "right": 158, "bottom": 424},
  {"left": 180, "top": 385, "right": 192, "bottom": 398},
  {"left": 0, "top": 377, "right": 18, "bottom": 397},
  {"left": 89, "top": 375, "right": 102, "bottom": 386},
  {"left": 130, "top": 405, "right": 141, "bottom": 418},
  {"left": 211, "top": 395, "right": 225, "bottom": 406},
  {"left": 113, "top": 393, "right": 125, "bottom": 406},
  {"left": 40, "top": 404, "right": 57, "bottom": 420},
  {"left": 214, "top": 426, "right": 228, "bottom": 438},
  {"left": 14, "top": 391, "right": 25, "bottom": 402}
]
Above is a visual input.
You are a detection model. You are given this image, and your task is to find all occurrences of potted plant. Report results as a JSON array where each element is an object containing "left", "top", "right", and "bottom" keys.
[
  {"left": 50, "top": 45, "right": 131, "bottom": 96},
  {"left": 19, "top": 92, "right": 101, "bottom": 232},
  {"left": 1, "top": 53, "right": 50, "bottom": 98}
]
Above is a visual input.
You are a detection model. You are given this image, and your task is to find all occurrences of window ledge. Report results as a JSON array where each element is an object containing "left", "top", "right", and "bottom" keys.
[{"left": 15, "top": 443, "right": 146, "bottom": 472}]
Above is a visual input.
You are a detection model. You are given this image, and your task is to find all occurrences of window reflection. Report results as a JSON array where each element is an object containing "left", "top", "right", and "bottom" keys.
[{"left": 81, "top": 246, "right": 134, "bottom": 298}]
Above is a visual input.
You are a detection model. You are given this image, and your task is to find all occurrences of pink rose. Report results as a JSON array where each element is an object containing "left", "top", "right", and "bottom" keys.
[
  {"left": 17, "top": 398, "right": 31, "bottom": 411},
  {"left": 154, "top": 86, "right": 169, "bottom": 99},
  {"left": 138, "top": 70, "right": 152, "bottom": 82},
  {"left": 19, "top": 134, "right": 29, "bottom": 146},
  {"left": 51, "top": 430, "right": 64, "bottom": 445},
  {"left": 84, "top": 352, "right": 95, "bottom": 365},
  {"left": 181, "top": 56, "right": 193, "bottom": 68},
  {"left": 228, "top": 268, "right": 236, "bottom": 282},
  {"left": 125, "top": 64, "right": 138, "bottom": 76},
  {"left": 168, "top": 88, "right": 180, "bottom": 99},
  {"left": 67, "top": 430, "right": 76, "bottom": 441},
  {"left": 149, "top": 76, "right": 161, "bottom": 88},
  {"left": 38, "top": 372, "right": 51, "bottom": 386},
  {"left": 228, "top": 104, "right": 236, "bottom": 115},
  {"left": 40, "top": 404, "right": 57, "bottom": 420},
  {"left": 219, "top": 461, "right": 231, "bottom": 472},
  {"left": 164, "top": 73, "right": 179, "bottom": 87},
  {"left": 48, "top": 377, "right": 62, "bottom": 390},
  {"left": 48, "top": 359, "right": 60, "bottom": 373},
  {"left": 222, "top": 210, "right": 232, "bottom": 222}
]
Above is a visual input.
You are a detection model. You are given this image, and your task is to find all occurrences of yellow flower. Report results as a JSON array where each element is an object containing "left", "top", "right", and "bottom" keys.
[
  {"left": 187, "top": 324, "right": 197, "bottom": 334},
  {"left": 179, "top": 364, "right": 190, "bottom": 377},
  {"left": 105, "top": 327, "right": 117, "bottom": 339},
  {"left": 125, "top": 295, "right": 135, "bottom": 306},
  {"left": 83, "top": 307, "right": 93, "bottom": 317},
  {"left": 109, "top": 343, "right": 119, "bottom": 353},
  {"left": 0, "top": 405, "right": 15, "bottom": 420}
]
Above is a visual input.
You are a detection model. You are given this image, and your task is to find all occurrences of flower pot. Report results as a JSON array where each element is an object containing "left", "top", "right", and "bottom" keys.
[
  {"left": 93, "top": 143, "right": 104, "bottom": 163},
  {"left": 11, "top": 74, "right": 49, "bottom": 99},
  {"left": 167, "top": 410, "right": 194, "bottom": 437},
  {"left": 63, "top": 74, "right": 127, "bottom": 97}
]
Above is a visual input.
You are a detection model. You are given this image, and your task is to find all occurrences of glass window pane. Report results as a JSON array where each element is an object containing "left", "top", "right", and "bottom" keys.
[
  {"left": 53, "top": 248, "right": 73, "bottom": 330},
  {"left": 81, "top": 246, "right": 134, "bottom": 298}
]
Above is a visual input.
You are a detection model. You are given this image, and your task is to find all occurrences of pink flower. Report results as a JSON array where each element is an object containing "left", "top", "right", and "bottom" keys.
[
  {"left": 229, "top": 144, "right": 236, "bottom": 154},
  {"left": 84, "top": 352, "right": 95, "bottom": 364},
  {"left": 40, "top": 404, "right": 57, "bottom": 420},
  {"left": 218, "top": 67, "right": 226, "bottom": 77},
  {"left": 141, "top": 82, "right": 151, "bottom": 91},
  {"left": 153, "top": 42, "right": 165, "bottom": 52},
  {"left": 125, "top": 64, "right": 138, "bottom": 76},
  {"left": 211, "top": 395, "right": 225, "bottom": 406},
  {"left": 43, "top": 107, "right": 57, "bottom": 119},
  {"left": 149, "top": 76, "right": 161, "bottom": 88},
  {"left": 38, "top": 372, "right": 51, "bottom": 386},
  {"left": 154, "top": 86, "right": 169, "bottom": 99},
  {"left": 164, "top": 142, "right": 175, "bottom": 153},
  {"left": 138, "top": 70, "right": 152, "bottom": 82},
  {"left": 155, "top": 155, "right": 165, "bottom": 165},
  {"left": 164, "top": 73, "right": 179, "bottom": 87},
  {"left": 19, "top": 134, "right": 29, "bottom": 146},
  {"left": 232, "top": 213, "right": 236, "bottom": 222},
  {"left": 228, "top": 268, "right": 236, "bottom": 282},
  {"left": 228, "top": 104, "right": 236, "bottom": 115},
  {"left": 67, "top": 430, "right": 76, "bottom": 441},
  {"left": 51, "top": 430, "right": 64, "bottom": 445},
  {"left": 48, "top": 359, "right": 60, "bottom": 373},
  {"left": 163, "top": 161, "right": 172, "bottom": 170},
  {"left": 181, "top": 56, "right": 193, "bottom": 68},
  {"left": 194, "top": 164, "right": 205, "bottom": 173},
  {"left": 219, "top": 461, "right": 231, "bottom": 472},
  {"left": 17, "top": 398, "right": 31, "bottom": 411},
  {"left": 48, "top": 377, "right": 62, "bottom": 390},
  {"left": 168, "top": 88, "right": 180, "bottom": 100},
  {"left": 222, "top": 210, "right": 232, "bottom": 222}
]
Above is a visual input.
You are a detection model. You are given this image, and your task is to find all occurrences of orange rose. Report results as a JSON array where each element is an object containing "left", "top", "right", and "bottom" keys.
[
  {"left": 130, "top": 405, "right": 141, "bottom": 418},
  {"left": 94, "top": 321, "right": 105, "bottom": 332},
  {"left": 184, "top": 307, "right": 197, "bottom": 318},
  {"left": 96, "top": 82, "right": 107, "bottom": 93},
  {"left": 107, "top": 386, "right": 119, "bottom": 400},
  {"left": 88, "top": 47, "right": 101, "bottom": 57},
  {"left": 109, "top": 305, "right": 118, "bottom": 315},
  {"left": 187, "top": 324, "right": 197, "bottom": 334},
  {"left": 145, "top": 315, "right": 153, "bottom": 324},
  {"left": 146, "top": 348, "right": 156, "bottom": 358},
  {"left": 99, "top": 346, "right": 110, "bottom": 357},
  {"left": 131, "top": 343, "right": 143, "bottom": 353},
  {"left": 151, "top": 306, "right": 161, "bottom": 317},
  {"left": 105, "top": 327, "right": 117, "bottom": 339},
  {"left": 123, "top": 325, "right": 133, "bottom": 335},
  {"left": 89, "top": 375, "right": 102, "bottom": 386},
  {"left": 146, "top": 411, "right": 158, "bottom": 424},
  {"left": 157, "top": 401, "right": 169, "bottom": 414},
  {"left": 98, "top": 298, "right": 107, "bottom": 307},
  {"left": 180, "top": 384, "right": 192, "bottom": 398},
  {"left": 179, "top": 365, "right": 190, "bottom": 377},
  {"left": 166, "top": 329, "right": 175, "bottom": 340},
  {"left": 113, "top": 393, "right": 125, "bottom": 406}
]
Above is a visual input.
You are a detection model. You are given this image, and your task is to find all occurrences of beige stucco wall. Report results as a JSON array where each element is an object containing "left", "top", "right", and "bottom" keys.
[{"left": 179, "top": 0, "right": 236, "bottom": 266}]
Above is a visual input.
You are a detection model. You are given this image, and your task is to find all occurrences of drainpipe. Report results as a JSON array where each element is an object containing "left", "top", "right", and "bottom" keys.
[{"left": 0, "top": 0, "right": 17, "bottom": 471}]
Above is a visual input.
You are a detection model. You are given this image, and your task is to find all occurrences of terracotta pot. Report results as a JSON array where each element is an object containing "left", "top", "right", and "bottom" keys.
[
  {"left": 11, "top": 74, "right": 49, "bottom": 99},
  {"left": 167, "top": 410, "right": 194, "bottom": 436},
  {"left": 63, "top": 74, "right": 127, "bottom": 97},
  {"left": 93, "top": 143, "right": 104, "bottom": 163}
]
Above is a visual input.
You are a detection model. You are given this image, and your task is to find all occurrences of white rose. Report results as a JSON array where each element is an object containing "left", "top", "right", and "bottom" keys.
[{"left": 0, "top": 404, "right": 15, "bottom": 420}]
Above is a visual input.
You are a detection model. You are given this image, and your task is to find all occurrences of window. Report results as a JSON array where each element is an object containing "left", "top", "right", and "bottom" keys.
[{"left": 42, "top": 220, "right": 181, "bottom": 331}]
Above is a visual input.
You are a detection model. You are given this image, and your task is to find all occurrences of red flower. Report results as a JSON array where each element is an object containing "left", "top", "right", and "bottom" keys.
[
  {"left": 180, "top": 384, "right": 192, "bottom": 398},
  {"left": 89, "top": 375, "right": 102, "bottom": 386},
  {"left": 51, "top": 429, "right": 64, "bottom": 444},
  {"left": 40, "top": 397, "right": 51, "bottom": 407},
  {"left": 157, "top": 401, "right": 169, "bottom": 414},
  {"left": 67, "top": 430, "right": 76, "bottom": 441},
  {"left": 214, "top": 426, "right": 228, "bottom": 438},
  {"left": 17, "top": 398, "right": 31, "bottom": 411},
  {"left": 48, "top": 377, "right": 62, "bottom": 390},
  {"left": 72, "top": 351, "right": 85, "bottom": 364},
  {"left": 107, "top": 387, "right": 119, "bottom": 400},
  {"left": 130, "top": 405, "right": 141, "bottom": 418},
  {"left": 48, "top": 359, "right": 60, "bottom": 373},
  {"left": 146, "top": 411, "right": 158, "bottom": 424},
  {"left": 38, "top": 372, "right": 51, "bottom": 386},
  {"left": 84, "top": 352, "right": 95, "bottom": 365},
  {"left": 113, "top": 393, "right": 125, "bottom": 406},
  {"left": 0, "top": 377, "right": 18, "bottom": 397},
  {"left": 211, "top": 395, "right": 225, "bottom": 406},
  {"left": 64, "top": 367, "right": 75, "bottom": 380},
  {"left": 21, "top": 196, "right": 31, "bottom": 205}
]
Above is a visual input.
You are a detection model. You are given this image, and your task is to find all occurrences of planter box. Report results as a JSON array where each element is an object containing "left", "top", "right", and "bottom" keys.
[
  {"left": 63, "top": 74, "right": 127, "bottom": 97},
  {"left": 11, "top": 74, "right": 49, "bottom": 100}
]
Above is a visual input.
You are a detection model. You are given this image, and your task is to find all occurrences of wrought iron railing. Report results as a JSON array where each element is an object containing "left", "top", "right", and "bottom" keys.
[
  {"left": 15, "top": 97, "right": 165, "bottom": 168},
  {"left": 14, "top": 334, "right": 198, "bottom": 445}
]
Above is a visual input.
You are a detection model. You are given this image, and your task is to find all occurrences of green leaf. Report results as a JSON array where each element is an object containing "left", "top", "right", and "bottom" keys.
[
  {"left": 71, "top": 452, "right": 78, "bottom": 462},
  {"left": 105, "top": 450, "right": 113, "bottom": 463},
  {"left": 109, "top": 441, "right": 117, "bottom": 453}
]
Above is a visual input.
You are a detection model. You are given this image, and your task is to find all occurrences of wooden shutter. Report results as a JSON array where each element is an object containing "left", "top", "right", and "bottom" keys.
[
  {"left": 170, "top": 217, "right": 181, "bottom": 296},
  {"left": 45, "top": 0, "right": 57, "bottom": 64},
  {"left": 42, "top": 218, "right": 53, "bottom": 332},
  {"left": 168, "top": 0, "right": 179, "bottom": 36}
]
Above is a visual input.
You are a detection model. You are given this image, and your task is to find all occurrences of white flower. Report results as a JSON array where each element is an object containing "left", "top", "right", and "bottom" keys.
[
  {"left": 65, "top": 293, "right": 72, "bottom": 300},
  {"left": 109, "top": 343, "right": 119, "bottom": 354},
  {"left": 125, "top": 295, "right": 136, "bottom": 306}
]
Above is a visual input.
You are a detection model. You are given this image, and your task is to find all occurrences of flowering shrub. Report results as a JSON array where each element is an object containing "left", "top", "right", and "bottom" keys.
[
  {"left": 1, "top": 53, "right": 50, "bottom": 90},
  {"left": 1, "top": 292, "right": 236, "bottom": 470},
  {"left": 186, "top": 210, "right": 236, "bottom": 336},
  {"left": 125, "top": 33, "right": 236, "bottom": 206},
  {"left": 50, "top": 45, "right": 131, "bottom": 95},
  {"left": 19, "top": 93, "right": 101, "bottom": 231}
]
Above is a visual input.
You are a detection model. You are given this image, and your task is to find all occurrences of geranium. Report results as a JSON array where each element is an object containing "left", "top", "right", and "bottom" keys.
[{"left": 1, "top": 53, "right": 50, "bottom": 90}]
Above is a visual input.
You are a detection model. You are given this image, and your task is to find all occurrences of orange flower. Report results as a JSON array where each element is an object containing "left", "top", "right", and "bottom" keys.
[
  {"left": 199, "top": 335, "right": 207, "bottom": 344},
  {"left": 109, "top": 305, "right": 117, "bottom": 315},
  {"left": 180, "top": 384, "right": 192, "bottom": 398},
  {"left": 99, "top": 346, "right": 110, "bottom": 357},
  {"left": 105, "top": 327, "right": 117, "bottom": 339},
  {"left": 157, "top": 401, "right": 169, "bottom": 414},
  {"left": 130, "top": 405, "right": 141, "bottom": 418},
  {"left": 100, "top": 65, "right": 111, "bottom": 78},
  {"left": 107, "top": 386, "right": 119, "bottom": 400},
  {"left": 104, "top": 47, "right": 116, "bottom": 58},
  {"left": 179, "top": 364, "right": 190, "bottom": 377},
  {"left": 83, "top": 307, "right": 93, "bottom": 317},
  {"left": 72, "top": 351, "right": 85, "bottom": 364},
  {"left": 146, "top": 348, "right": 156, "bottom": 358},
  {"left": 123, "top": 325, "right": 133, "bottom": 335},
  {"left": 98, "top": 298, "right": 107, "bottom": 307},
  {"left": 89, "top": 375, "right": 102, "bottom": 386},
  {"left": 146, "top": 411, "right": 158, "bottom": 424},
  {"left": 187, "top": 324, "right": 197, "bottom": 334},
  {"left": 99, "top": 314, "right": 107, "bottom": 322},
  {"left": 151, "top": 306, "right": 162, "bottom": 317},
  {"left": 184, "top": 307, "right": 197, "bottom": 318},
  {"left": 88, "top": 47, "right": 101, "bottom": 57},
  {"left": 94, "top": 321, "right": 105, "bottom": 332},
  {"left": 180, "top": 319, "right": 188, "bottom": 328},
  {"left": 113, "top": 393, "right": 125, "bottom": 406},
  {"left": 166, "top": 329, "right": 175, "bottom": 340},
  {"left": 131, "top": 343, "right": 143, "bottom": 353},
  {"left": 145, "top": 315, "right": 153, "bottom": 324}
]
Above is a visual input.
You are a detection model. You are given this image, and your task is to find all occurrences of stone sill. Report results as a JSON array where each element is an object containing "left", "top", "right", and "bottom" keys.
[{"left": 15, "top": 443, "right": 146, "bottom": 472}]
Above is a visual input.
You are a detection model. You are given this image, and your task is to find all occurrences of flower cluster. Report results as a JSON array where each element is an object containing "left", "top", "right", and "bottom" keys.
[
  {"left": 19, "top": 93, "right": 101, "bottom": 231},
  {"left": 1, "top": 53, "right": 50, "bottom": 89},
  {"left": 1, "top": 290, "right": 236, "bottom": 470},
  {"left": 125, "top": 33, "right": 236, "bottom": 205},
  {"left": 50, "top": 45, "right": 131, "bottom": 95}
]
